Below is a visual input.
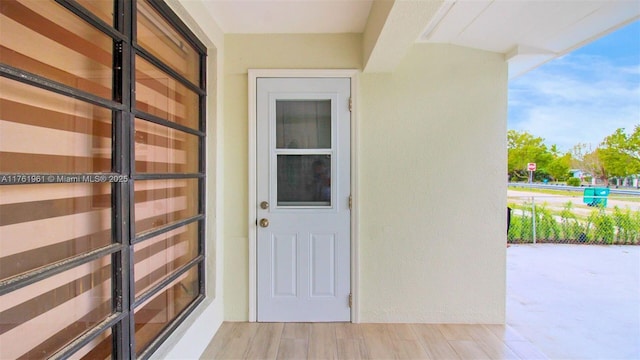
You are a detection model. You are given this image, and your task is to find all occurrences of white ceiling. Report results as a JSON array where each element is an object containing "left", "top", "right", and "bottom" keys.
[
  {"left": 205, "top": 1, "right": 374, "bottom": 34},
  {"left": 197, "top": 0, "right": 640, "bottom": 77},
  {"left": 419, "top": 0, "right": 640, "bottom": 77}
]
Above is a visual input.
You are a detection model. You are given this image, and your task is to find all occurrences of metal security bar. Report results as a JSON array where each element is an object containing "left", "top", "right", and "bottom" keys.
[{"left": 0, "top": 0, "right": 207, "bottom": 358}]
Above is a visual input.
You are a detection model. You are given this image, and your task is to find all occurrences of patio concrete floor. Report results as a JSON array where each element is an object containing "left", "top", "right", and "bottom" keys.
[{"left": 507, "top": 244, "right": 640, "bottom": 360}]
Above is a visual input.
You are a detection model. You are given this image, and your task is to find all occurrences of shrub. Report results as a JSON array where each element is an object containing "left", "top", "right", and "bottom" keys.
[
  {"left": 586, "top": 207, "right": 615, "bottom": 244},
  {"left": 508, "top": 203, "right": 532, "bottom": 243},
  {"left": 559, "top": 202, "right": 586, "bottom": 241},
  {"left": 536, "top": 203, "right": 561, "bottom": 240},
  {"left": 508, "top": 200, "right": 639, "bottom": 245},
  {"left": 566, "top": 177, "right": 581, "bottom": 186},
  {"left": 613, "top": 207, "right": 640, "bottom": 244}
]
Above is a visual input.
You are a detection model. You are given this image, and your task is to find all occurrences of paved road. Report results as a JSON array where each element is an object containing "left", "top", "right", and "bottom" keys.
[{"left": 508, "top": 189, "right": 640, "bottom": 212}]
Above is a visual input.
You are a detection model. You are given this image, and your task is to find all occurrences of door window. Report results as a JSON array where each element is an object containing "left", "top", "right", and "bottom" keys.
[
  {"left": 276, "top": 100, "right": 331, "bottom": 149},
  {"left": 277, "top": 154, "right": 331, "bottom": 206},
  {"left": 275, "top": 100, "right": 333, "bottom": 207}
]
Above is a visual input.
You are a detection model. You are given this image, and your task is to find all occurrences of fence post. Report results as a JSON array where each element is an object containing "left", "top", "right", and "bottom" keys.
[{"left": 531, "top": 196, "right": 537, "bottom": 244}]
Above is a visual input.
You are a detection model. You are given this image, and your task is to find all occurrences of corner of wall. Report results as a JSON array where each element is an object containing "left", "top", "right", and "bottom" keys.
[
  {"left": 362, "top": 0, "right": 395, "bottom": 67},
  {"left": 150, "top": 298, "right": 224, "bottom": 359},
  {"left": 154, "top": 0, "right": 227, "bottom": 356}
]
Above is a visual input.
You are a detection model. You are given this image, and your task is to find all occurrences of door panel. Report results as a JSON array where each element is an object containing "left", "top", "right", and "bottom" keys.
[
  {"left": 256, "top": 77, "right": 350, "bottom": 322},
  {"left": 310, "top": 233, "right": 336, "bottom": 297},
  {"left": 272, "top": 233, "right": 297, "bottom": 297}
]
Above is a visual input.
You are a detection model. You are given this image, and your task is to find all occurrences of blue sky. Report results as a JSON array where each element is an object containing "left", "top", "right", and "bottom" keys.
[{"left": 508, "top": 20, "right": 640, "bottom": 152}]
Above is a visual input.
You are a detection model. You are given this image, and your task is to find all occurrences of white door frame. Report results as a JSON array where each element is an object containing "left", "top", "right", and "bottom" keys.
[{"left": 248, "top": 69, "right": 359, "bottom": 322}]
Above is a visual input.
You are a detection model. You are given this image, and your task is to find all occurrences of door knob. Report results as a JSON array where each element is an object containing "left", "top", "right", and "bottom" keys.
[
  {"left": 260, "top": 201, "right": 269, "bottom": 209},
  {"left": 259, "top": 218, "right": 269, "bottom": 228}
]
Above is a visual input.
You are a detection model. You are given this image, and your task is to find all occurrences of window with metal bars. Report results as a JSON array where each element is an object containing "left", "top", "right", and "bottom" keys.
[{"left": 0, "top": 0, "right": 206, "bottom": 358}]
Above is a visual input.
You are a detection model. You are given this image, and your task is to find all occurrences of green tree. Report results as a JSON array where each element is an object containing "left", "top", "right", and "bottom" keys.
[
  {"left": 585, "top": 148, "right": 609, "bottom": 185},
  {"left": 546, "top": 153, "right": 572, "bottom": 181},
  {"left": 600, "top": 127, "right": 640, "bottom": 178},
  {"left": 570, "top": 143, "right": 609, "bottom": 185},
  {"left": 508, "top": 130, "right": 553, "bottom": 181},
  {"left": 614, "top": 125, "right": 640, "bottom": 160}
]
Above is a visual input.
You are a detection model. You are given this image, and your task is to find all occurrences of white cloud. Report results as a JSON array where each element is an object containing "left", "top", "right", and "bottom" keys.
[
  {"left": 621, "top": 64, "right": 640, "bottom": 75},
  {"left": 509, "top": 53, "right": 640, "bottom": 152},
  {"left": 512, "top": 105, "right": 638, "bottom": 150}
]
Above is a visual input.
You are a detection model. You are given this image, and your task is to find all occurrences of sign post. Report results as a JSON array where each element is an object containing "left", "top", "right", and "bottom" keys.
[
  {"left": 527, "top": 162, "right": 536, "bottom": 183},
  {"left": 526, "top": 162, "right": 537, "bottom": 241}
]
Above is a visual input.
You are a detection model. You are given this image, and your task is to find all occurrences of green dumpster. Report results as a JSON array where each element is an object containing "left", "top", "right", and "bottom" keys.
[{"left": 583, "top": 187, "right": 610, "bottom": 207}]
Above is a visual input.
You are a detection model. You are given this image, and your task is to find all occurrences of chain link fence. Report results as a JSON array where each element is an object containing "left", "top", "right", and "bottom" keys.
[{"left": 507, "top": 194, "right": 640, "bottom": 245}]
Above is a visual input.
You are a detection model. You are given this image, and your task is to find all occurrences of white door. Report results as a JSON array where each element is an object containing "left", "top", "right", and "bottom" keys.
[{"left": 256, "top": 77, "right": 351, "bottom": 322}]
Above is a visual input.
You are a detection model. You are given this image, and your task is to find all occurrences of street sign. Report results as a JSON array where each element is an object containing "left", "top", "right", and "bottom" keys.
[{"left": 527, "top": 162, "right": 537, "bottom": 171}]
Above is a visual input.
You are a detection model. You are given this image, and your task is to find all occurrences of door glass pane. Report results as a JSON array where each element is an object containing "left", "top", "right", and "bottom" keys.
[
  {"left": 75, "top": 327, "right": 112, "bottom": 360},
  {"left": 276, "top": 100, "right": 331, "bottom": 149},
  {"left": 277, "top": 155, "right": 331, "bottom": 207},
  {"left": 0, "top": 183, "right": 112, "bottom": 281},
  {"left": 134, "top": 222, "right": 199, "bottom": 299},
  {"left": 134, "top": 179, "right": 199, "bottom": 235},
  {"left": 0, "top": 77, "right": 112, "bottom": 173},
  {"left": 133, "top": 265, "right": 198, "bottom": 356},
  {"left": 0, "top": 255, "right": 112, "bottom": 359},
  {"left": 0, "top": 0, "right": 114, "bottom": 99},
  {"left": 76, "top": 0, "right": 114, "bottom": 26},
  {"left": 137, "top": 0, "right": 199, "bottom": 85},
  {"left": 135, "top": 56, "right": 199, "bottom": 130},
  {"left": 134, "top": 118, "right": 199, "bottom": 174}
]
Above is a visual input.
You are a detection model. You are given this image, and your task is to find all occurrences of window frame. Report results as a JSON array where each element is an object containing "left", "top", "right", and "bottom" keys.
[{"left": 0, "top": 0, "right": 207, "bottom": 358}]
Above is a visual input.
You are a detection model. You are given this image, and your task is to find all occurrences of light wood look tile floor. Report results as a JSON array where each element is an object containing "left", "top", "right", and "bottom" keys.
[{"left": 200, "top": 322, "right": 548, "bottom": 360}]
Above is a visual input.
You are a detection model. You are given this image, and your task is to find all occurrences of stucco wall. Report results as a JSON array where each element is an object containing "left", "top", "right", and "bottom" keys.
[
  {"left": 154, "top": 9, "right": 506, "bottom": 360},
  {"left": 223, "top": 34, "right": 363, "bottom": 320},
  {"left": 359, "top": 43, "right": 507, "bottom": 323},
  {"left": 223, "top": 35, "right": 507, "bottom": 323}
]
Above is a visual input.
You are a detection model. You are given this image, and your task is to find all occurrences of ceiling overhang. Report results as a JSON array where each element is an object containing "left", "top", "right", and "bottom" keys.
[
  {"left": 417, "top": 0, "right": 640, "bottom": 78},
  {"left": 362, "top": 0, "right": 445, "bottom": 73},
  {"left": 175, "top": 0, "right": 640, "bottom": 78}
]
